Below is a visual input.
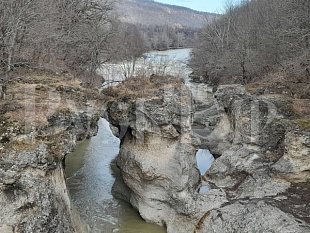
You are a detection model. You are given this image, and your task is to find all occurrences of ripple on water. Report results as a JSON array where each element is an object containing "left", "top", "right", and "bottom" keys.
[{"left": 65, "top": 118, "right": 166, "bottom": 233}]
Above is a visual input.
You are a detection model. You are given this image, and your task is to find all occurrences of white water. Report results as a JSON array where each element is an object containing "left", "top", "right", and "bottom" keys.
[
  {"left": 100, "top": 48, "right": 212, "bottom": 102},
  {"left": 99, "top": 48, "right": 192, "bottom": 87}
]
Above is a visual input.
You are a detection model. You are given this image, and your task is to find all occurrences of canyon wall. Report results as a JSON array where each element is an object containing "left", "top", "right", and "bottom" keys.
[
  {"left": 195, "top": 85, "right": 310, "bottom": 232},
  {"left": 0, "top": 74, "right": 100, "bottom": 233},
  {"left": 1, "top": 72, "right": 309, "bottom": 233}
]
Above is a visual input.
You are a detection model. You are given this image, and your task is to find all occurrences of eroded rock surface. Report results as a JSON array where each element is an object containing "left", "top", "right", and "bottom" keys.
[
  {"left": 0, "top": 74, "right": 101, "bottom": 233},
  {"left": 106, "top": 78, "right": 310, "bottom": 233},
  {"left": 198, "top": 85, "right": 310, "bottom": 232},
  {"left": 105, "top": 76, "right": 228, "bottom": 231},
  {"left": 196, "top": 201, "right": 308, "bottom": 233}
]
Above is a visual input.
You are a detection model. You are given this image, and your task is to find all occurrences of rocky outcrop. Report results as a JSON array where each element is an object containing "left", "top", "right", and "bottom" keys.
[
  {"left": 106, "top": 76, "right": 198, "bottom": 227},
  {"left": 0, "top": 74, "right": 100, "bottom": 233},
  {"left": 105, "top": 76, "right": 227, "bottom": 231},
  {"left": 196, "top": 85, "right": 310, "bottom": 232},
  {"left": 197, "top": 200, "right": 308, "bottom": 233},
  {"left": 106, "top": 77, "right": 310, "bottom": 233}
]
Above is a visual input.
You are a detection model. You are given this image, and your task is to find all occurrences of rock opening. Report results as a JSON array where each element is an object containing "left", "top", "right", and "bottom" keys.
[
  {"left": 196, "top": 149, "right": 214, "bottom": 175},
  {"left": 196, "top": 149, "right": 214, "bottom": 194}
]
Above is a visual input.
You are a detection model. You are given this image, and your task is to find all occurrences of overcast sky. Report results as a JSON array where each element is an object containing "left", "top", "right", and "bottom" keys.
[{"left": 155, "top": 0, "right": 241, "bottom": 13}]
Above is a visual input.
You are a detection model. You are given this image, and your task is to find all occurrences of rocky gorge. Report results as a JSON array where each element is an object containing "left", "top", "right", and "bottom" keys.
[
  {"left": 105, "top": 75, "right": 310, "bottom": 232},
  {"left": 0, "top": 66, "right": 309, "bottom": 233}
]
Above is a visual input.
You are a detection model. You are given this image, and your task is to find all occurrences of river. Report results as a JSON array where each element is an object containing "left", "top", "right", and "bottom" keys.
[
  {"left": 65, "top": 119, "right": 166, "bottom": 233},
  {"left": 65, "top": 49, "right": 214, "bottom": 233},
  {"left": 100, "top": 48, "right": 212, "bottom": 101},
  {"left": 100, "top": 48, "right": 192, "bottom": 86}
]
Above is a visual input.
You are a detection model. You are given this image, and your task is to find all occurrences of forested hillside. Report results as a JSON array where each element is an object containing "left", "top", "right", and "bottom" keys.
[
  {"left": 116, "top": 0, "right": 217, "bottom": 50},
  {"left": 190, "top": 0, "right": 310, "bottom": 98},
  {"left": 0, "top": 0, "right": 147, "bottom": 85},
  {"left": 0, "top": 0, "right": 216, "bottom": 83},
  {"left": 116, "top": 0, "right": 213, "bottom": 28}
]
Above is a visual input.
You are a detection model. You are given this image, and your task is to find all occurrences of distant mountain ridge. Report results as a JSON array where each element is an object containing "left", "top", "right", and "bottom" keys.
[{"left": 115, "top": 0, "right": 216, "bottom": 28}]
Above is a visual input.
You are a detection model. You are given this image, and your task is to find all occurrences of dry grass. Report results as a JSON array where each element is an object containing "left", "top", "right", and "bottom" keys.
[
  {"left": 1, "top": 70, "right": 101, "bottom": 137},
  {"left": 252, "top": 66, "right": 310, "bottom": 99},
  {"left": 245, "top": 81, "right": 294, "bottom": 98},
  {"left": 4, "top": 102, "right": 72, "bottom": 128},
  {"left": 4, "top": 81, "right": 69, "bottom": 128},
  {"left": 102, "top": 74, "right": 185, "bottom": 102},
  {"left": 0, "top": 69, "right": 103, "bottom": 156},
  {"left": 293, "top": 99, "right": 310, "bottom": 118},
  {"left": 291, "top": 99, "right": 310, "bottom": 131}
]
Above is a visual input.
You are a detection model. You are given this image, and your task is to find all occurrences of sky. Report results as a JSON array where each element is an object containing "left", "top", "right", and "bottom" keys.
[{"left": 155, "top": 0, "right": 241, "bottom": 13}]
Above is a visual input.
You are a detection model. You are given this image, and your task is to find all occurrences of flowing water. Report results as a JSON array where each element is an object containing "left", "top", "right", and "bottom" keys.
[
  {"left": 100, "top": 48, "right": 212, "bottom": 101},
  {"left": 100, "top": 48, "right": 192, "bottom": 87},
  {"left": 65, "top": 119, "right": 166, "bottom": 233},
  {"left": 65, "top": 49, "right": 214, "bottom": 232}
]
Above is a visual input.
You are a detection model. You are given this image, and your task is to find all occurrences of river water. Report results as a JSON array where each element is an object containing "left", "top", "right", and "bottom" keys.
[
  {"left": 65, "top": 49, "right": 214, "bottom": 233},
  {"left": 100, "top": 48, "right": 192, "bottom": 86},
  {"left": 100, "top": 48, "right": 212, "bottom": 102},
  {"left": 65, "top": 119, "right": 166, "bottom": 233}
]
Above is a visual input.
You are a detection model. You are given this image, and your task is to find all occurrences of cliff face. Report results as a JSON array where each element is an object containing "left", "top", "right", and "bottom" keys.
[
  {"left": 104, "top": 76, "right": 226, "bottom": 231},
  {"left": 0, "top": 73, "right": 101, "bottom": 232},
  {"left": 106, "top": 76, "right": 199, "bottom": 229},
  {"left": 195, "top": 85, "right": 310, "bottom": 232},
  {"left": 106, "top": 77, "right": 310, "bottom": 232}
]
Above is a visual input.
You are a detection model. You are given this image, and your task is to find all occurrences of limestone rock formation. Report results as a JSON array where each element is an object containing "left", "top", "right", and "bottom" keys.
[
  {"left": 196, "top": 85, "right": 310, "bottom": 232},
  {"left": 107, "top": 78, "right": 310, "bottom": 233},
  {"left": 197, "top": 201, "right": 308, "bottom": 233},
  {"left": 0, "top": 74, "right": 100, "bottom": 233},
  {"left": 106, "top": 76, "right": 199, "bottom": 227},
  {"left": 105, "top": 76, "right": 227, "bottom": 231}
]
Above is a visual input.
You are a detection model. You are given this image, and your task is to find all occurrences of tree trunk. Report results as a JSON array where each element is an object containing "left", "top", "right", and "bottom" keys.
[{"left": 6, "top": 19, "right": 19, "bottom": 80}]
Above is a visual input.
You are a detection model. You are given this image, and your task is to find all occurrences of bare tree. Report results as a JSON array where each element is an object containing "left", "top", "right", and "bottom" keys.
[
  {"left": 190, "top": 0, "right": 310, "bottom": 86},
  {"left": 0, "top": 0, "right": 38, "bottom": 79},
  {"left": 108, "top": 21, "right": 147, "bottom": 78},
  {"left": 0, "top": 0, "right": 117, "bottom": 85}
]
